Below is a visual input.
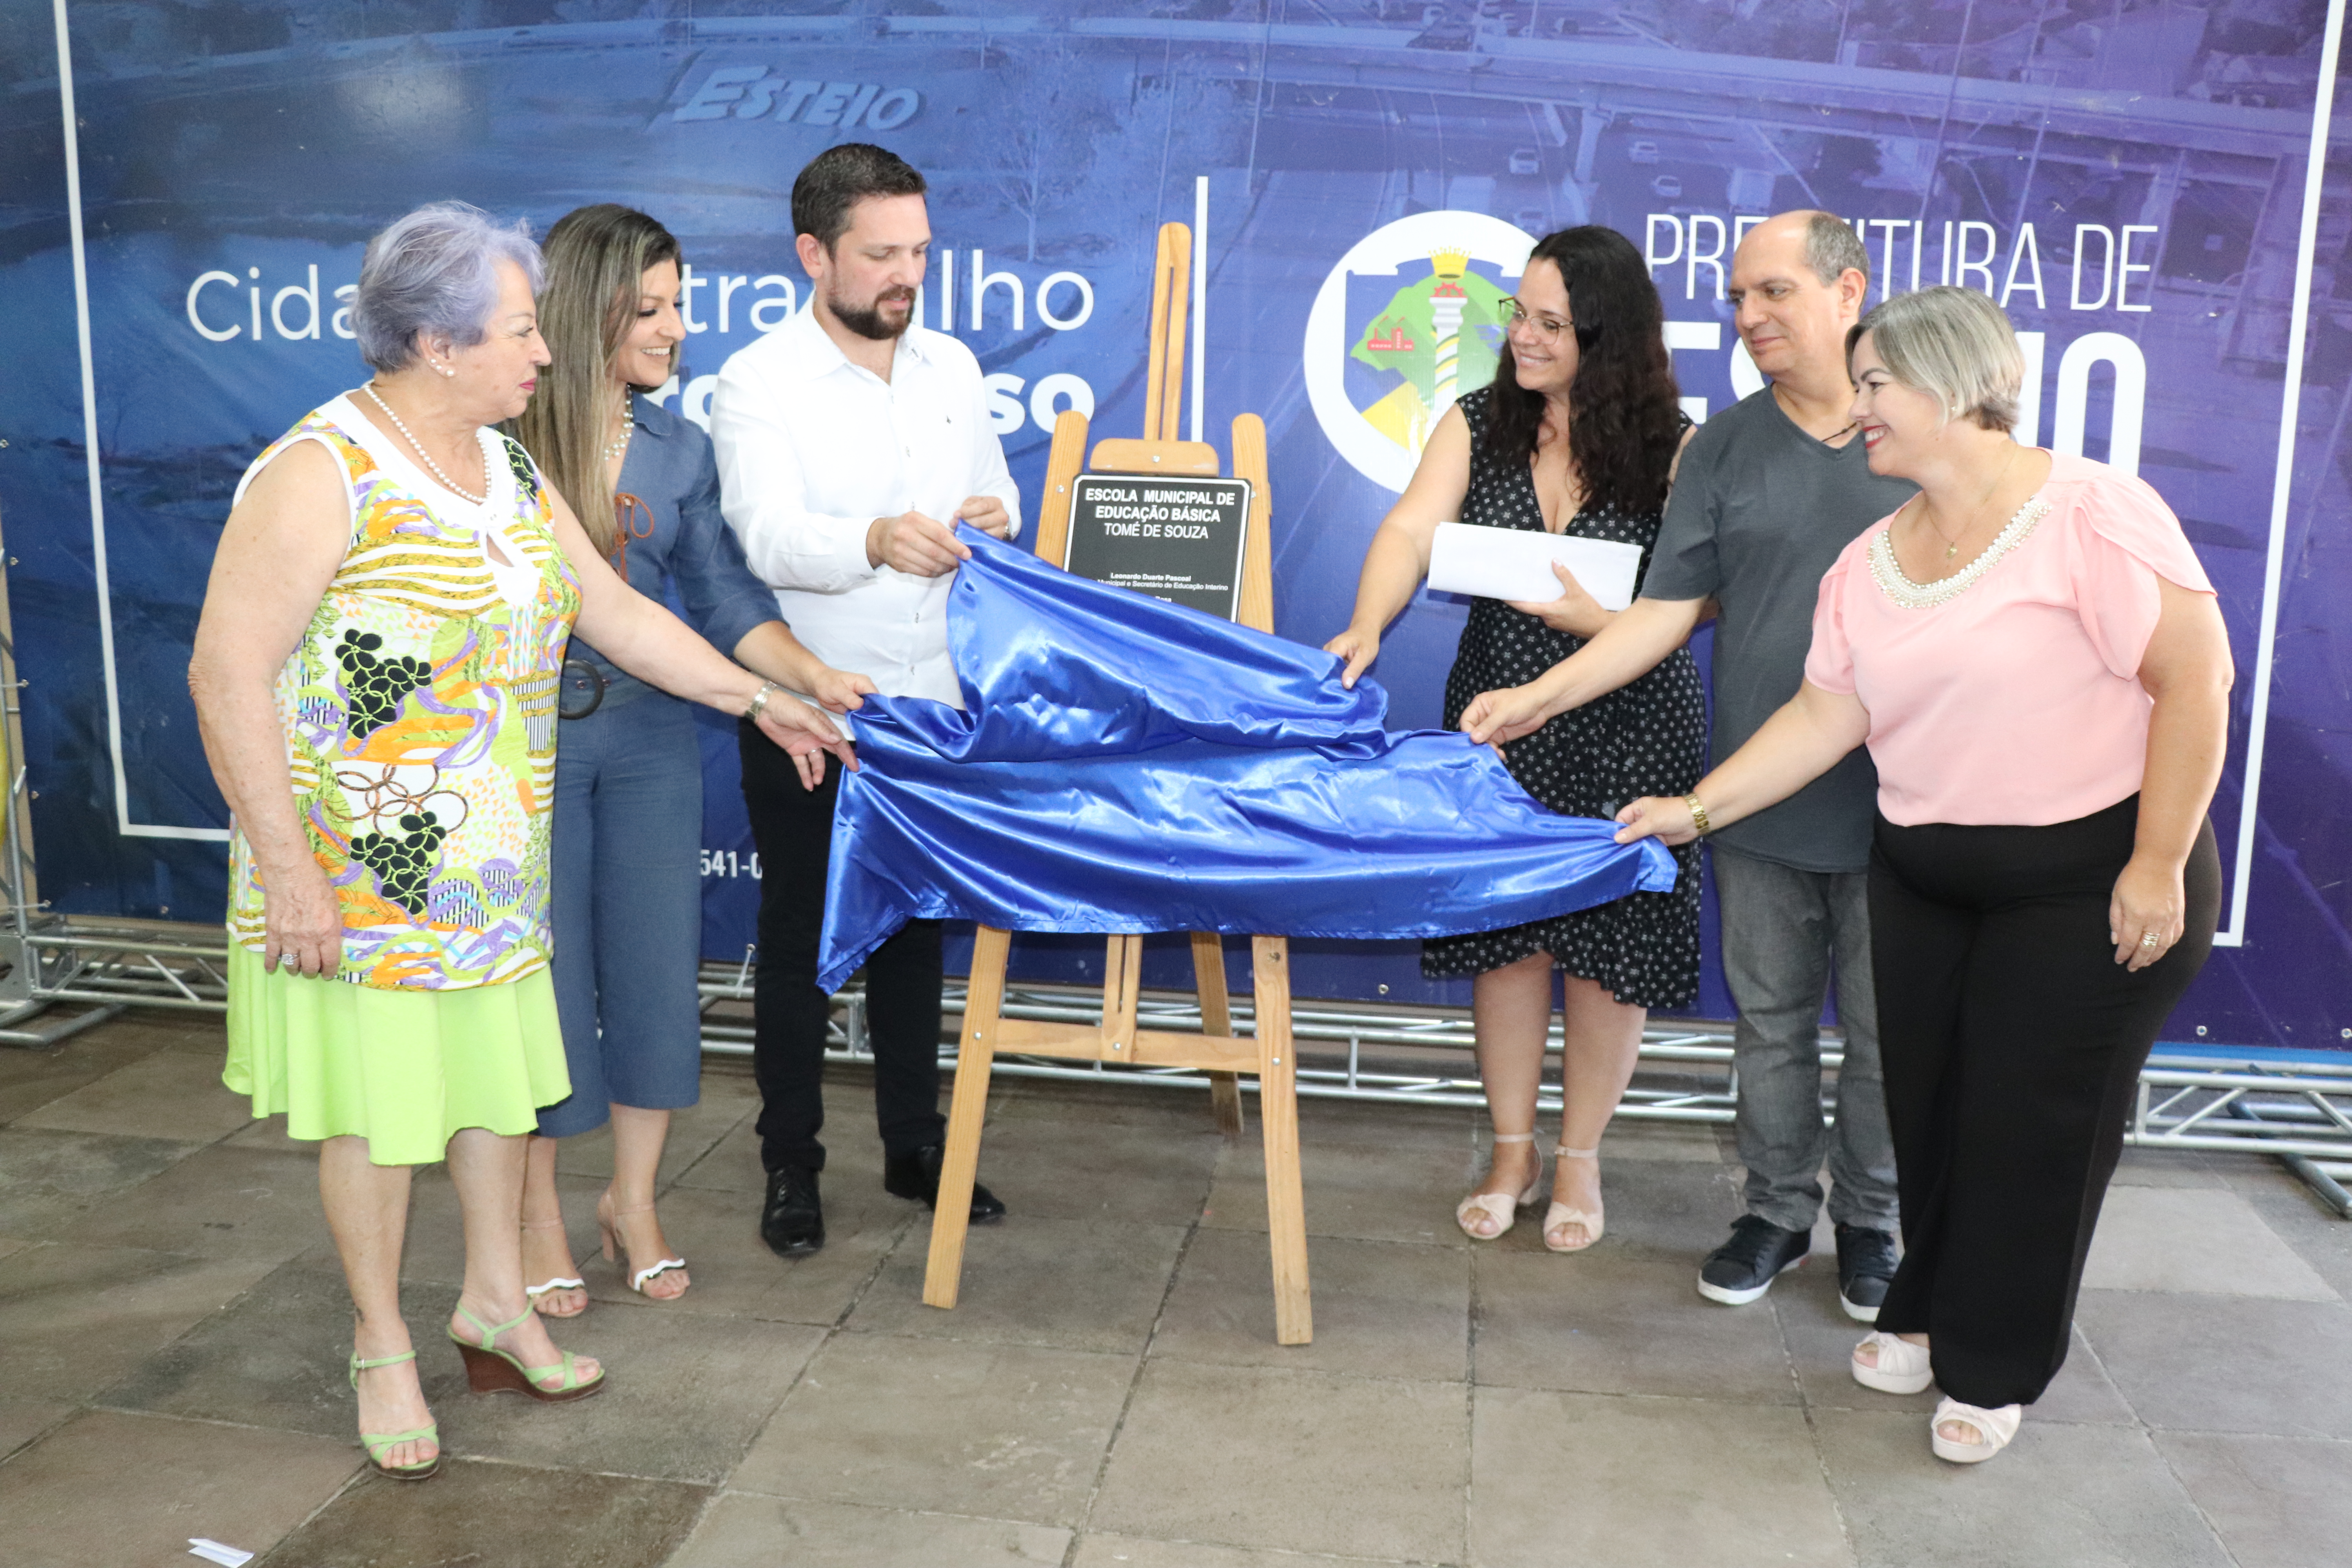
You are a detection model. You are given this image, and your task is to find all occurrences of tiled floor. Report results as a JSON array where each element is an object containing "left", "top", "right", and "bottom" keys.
[{"left": 1, "top": 1011, "right": 2348, "bottom": 1567}]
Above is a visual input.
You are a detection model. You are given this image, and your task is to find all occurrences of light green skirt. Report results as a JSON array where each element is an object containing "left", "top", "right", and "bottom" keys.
[{"left": 222, "top": 945, "right": 571, "bottom": 1167}]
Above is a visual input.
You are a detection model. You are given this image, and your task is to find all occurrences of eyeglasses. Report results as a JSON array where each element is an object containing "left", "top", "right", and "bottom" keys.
[{"left": 1502, "top": 299, "right": 1573, "bottom": 341}]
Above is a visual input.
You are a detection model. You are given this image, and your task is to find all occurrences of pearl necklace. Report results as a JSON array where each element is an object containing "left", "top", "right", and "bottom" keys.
[
  {"left": 362, "top": 384, "right": 485, "bottom": 504},
  {"left": 604, "top": 400, "right": 633, "bottom": 465},
  {"left": 1868, "top": 495, "right": 2050, "bottom": 610}
]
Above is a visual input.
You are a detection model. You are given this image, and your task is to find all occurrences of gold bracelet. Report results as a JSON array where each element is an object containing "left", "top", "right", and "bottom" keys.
[{"left": 1685, "top": 793, "right": 1711, "bottom": 836}]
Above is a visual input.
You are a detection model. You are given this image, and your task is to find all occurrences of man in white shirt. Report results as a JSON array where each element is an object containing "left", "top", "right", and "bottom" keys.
[{"left": 711, "top": 143, "right": 1018, "bottom": 1257}]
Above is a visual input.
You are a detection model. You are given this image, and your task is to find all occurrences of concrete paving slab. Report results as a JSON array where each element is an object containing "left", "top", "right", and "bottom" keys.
[
  {"left": 98, "top": 1253, "right": 416, "bottom": 1439},
  {"left": 1813, "top": 1406, "right": 2233, "bottom": 1568},
  {"left": 420, "top": 1305, "right": 823, "bottom": 1484},
  {"left": 1202, "top": 1138, "right": 1477, "bottom": 1246},
  {"left": 2215, "top": 1160, "right": 2352, "bottom": 1305},
  {"left": 1472, "top": 1245, "right": 1800, "bottom": 1404},
  {"left": 731, "top": 1333, "right": 1134, "bottom": 1527},
  {"left": 991, "top": 1075, "right": 1244, "bottom": 1132},
  {"left": 0, "top": 1397, "right": 73, "bottom": 1463},
  {"left": 46, "top": 1144, "right": 328, "bottom": 1262},
  {"left": 1090, "top": 1359, "right": 1467, "bottom": 1563},
  {"left": 1772, "top": 1266, "right": 2137, "bottom": 1425},
  {"left": 0, "top": 1025, "right": 174, "bottom": 1126},
  {"left": 2154, "top": 1431, "right": 2352, "bottom": 1568},
  {"left": 2076, "top": 1291, "right": 2352, "bottom": 1438},
  {"left": 1151, "top": 1227, "right": 1469, "bottom": 1383},
  {"left": 0, "top": 1127, "right": 201, "bottom": 1235},
  {"left": 1070, "top": 1534, "right": 1405, "bottom": 1567},
  {"left": 666, "top": 1110, "right": 895, "bottom": 1197},
  {"left": 13, "top": 1046, "right": 254, "bottom": 1143},
  {"left": 2084, "top": 1187, "right": 2339, "bottom": 1299},
  {"left": 956, "top": 1112, "right": 1222, "bottom": 1226},
  {"left": 1472, "top": 1385, "right": 1853, "bottom": 1568},
  {"left": 849, "top": 1214, "right": 1187, "bottom": 1356},
  {"left": 670, "top": 1494, "right": 1070, "bottom": 1567},
  {"left": 257, "top": 1455, "right": 709, "bottom": 1567},
  {"left": 576, "top": 1179, "right": 911, "bottom": 1327},
  {"left": 0, "top": 1408, "right": 358, "bottom": 1568},
  {"left": 0, "top": 1242, "right": 276, "bottom": 1402}
]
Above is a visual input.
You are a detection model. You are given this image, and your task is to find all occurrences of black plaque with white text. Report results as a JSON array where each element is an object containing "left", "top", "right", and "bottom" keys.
[{"left": 1063, "top": 474, "right": 1254, "bottom": 621}]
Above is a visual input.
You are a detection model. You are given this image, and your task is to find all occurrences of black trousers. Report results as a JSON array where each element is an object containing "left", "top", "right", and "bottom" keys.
[
  {"left": 1869, "top": 795, "right": 2218, "bottom": 1409},
  {"left": 739, "top": 720, "right": 946, "bottom": 1174}
]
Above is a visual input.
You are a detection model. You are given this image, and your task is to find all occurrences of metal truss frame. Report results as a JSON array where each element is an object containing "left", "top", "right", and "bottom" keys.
[{"left": 9, "top": 871, "right": 2339, "bottom": 1217}]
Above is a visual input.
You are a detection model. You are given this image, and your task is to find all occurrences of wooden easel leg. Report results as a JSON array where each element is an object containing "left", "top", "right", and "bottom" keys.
[
  {"left": 1191, "top": 930, "right": 1245, "bottom": 1140},
  {"left": 924, "top": 924, "right": 1010, "bottom": 1310},
  {"left": 1251, "top": 935, "right": 1312, "bottom": 1345}
]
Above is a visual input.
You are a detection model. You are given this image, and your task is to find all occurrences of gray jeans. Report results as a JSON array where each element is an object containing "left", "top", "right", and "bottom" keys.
[{"left": 1713, "top": 843, "right": 1898, "bottom": 1233}]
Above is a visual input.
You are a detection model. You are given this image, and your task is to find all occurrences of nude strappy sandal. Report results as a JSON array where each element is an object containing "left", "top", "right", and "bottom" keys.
[
  {"left": 1455, "top": 1133, "right": 1543, "bottom": 1241},
  {"left": 521, "top": 1216, "right": 586, "bottom": 1318},
  {"left": 1542, "top": 1144, "right": 1605, "bottom": 1252},
  {"left": 598, "top": 1193, "right": 687, "bottom": 1299}
]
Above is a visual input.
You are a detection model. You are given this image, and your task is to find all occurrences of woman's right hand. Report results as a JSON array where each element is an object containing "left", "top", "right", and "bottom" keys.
[
  {"left": 1459, "top": 683, "right": 1555, "bottom": 747},
  {"left": 1614, "top": 795, "right": 1700, "bottom": 847},
  {"left": 263, "top": 858, "right": 343, "bottom": 978},
  {"left": 805, "top": 663, "right": 877, "bottom": 715},
  {"left": 1323, "top": 627, "right": 1379, "bottom": 690}
]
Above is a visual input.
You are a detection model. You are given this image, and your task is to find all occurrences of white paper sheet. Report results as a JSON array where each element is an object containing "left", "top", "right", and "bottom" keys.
[
  {"left": 1426, "top": 521, "right": 1643, "bottom": 612},
  {"left": 189, "top": 1541, "right": 254, "bottom": 1568}
]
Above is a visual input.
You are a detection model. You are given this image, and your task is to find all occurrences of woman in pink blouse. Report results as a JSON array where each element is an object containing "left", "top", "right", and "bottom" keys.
[{"left": 1615, "top": 285, "right": 2231, "bottom": 1465}]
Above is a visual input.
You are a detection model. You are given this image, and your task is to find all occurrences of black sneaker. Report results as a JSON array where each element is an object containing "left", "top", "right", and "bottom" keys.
[
  {"left": 1697, "top": 1214, "right": 1811, "bottom": 1305},
  {"left": 1835, "top": 1223, "right": 1899, "bottom": 1323}
]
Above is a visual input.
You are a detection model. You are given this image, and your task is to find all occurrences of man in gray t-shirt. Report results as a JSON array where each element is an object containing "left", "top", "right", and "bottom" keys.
[{"left": 1466, "top": 211, "right": 1910, "bottom": 1319}]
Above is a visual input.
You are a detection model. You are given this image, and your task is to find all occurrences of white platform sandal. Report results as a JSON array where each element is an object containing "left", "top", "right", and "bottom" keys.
[
  {"left": 1850, "top": 1330, "right": 1934, "bottom": 1394},
  {"left": 1542, "top": 1144, "right": 1604, "bottom": 1252},
  {"left": 1930, "top": 1397, "right": 2021, "bottom": 1464},
  {"left": 1455, "top": 1134, "right": 1543, "bottom": 1241}
]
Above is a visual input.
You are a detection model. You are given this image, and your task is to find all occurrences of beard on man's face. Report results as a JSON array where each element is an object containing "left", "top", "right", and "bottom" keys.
[{"left": 829, "top": 284, "right": 917, "bottom": 341}]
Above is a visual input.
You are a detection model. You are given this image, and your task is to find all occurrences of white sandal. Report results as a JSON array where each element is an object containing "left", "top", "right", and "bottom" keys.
[
  {"left": 1850, "top": 1330, "right": 1933, "bottom": 1394},
  {"left": 521, "top": 1217, "right": 586, "bottom": 1318},
  {"left": 1455, "top": 1134, "right": 1543, "bottom": 1241},
  {"left": 1930, "top": 1397, "right": 2021, "bottom": 1463},
  {"left": 1542, "top": 1145, "right": 1605, "bottom": 1252}
]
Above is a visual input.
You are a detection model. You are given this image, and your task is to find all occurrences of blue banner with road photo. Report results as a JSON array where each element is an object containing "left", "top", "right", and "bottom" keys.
[{"left": 3, "top": 1, "right": 2347, "bottom": 1052}]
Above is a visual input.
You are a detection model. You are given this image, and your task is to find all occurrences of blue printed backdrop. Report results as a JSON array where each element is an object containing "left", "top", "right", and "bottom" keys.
[{"left": 2, "top": 1, "right": 2347, "bottom": 1050}]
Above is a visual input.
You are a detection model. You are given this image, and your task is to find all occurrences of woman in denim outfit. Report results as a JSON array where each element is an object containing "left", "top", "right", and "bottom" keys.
[{"left": 510, "top": 205, "right": 872, "bottom": 1308}]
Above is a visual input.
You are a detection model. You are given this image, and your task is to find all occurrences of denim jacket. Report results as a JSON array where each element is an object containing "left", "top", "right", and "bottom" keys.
[{"left": 570, "top": 393, "right": 779, "bottom": 681}]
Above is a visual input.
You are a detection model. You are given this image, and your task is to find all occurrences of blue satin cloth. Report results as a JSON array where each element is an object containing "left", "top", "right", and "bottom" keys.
[{"left": 816, "top": 530, "right": 1677, "bottom": 992}]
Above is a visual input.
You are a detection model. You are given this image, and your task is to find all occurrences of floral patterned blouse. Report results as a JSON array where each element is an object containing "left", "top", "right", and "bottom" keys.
[{"left": 226, "top": 394, "right": 581, "bottom": 989}]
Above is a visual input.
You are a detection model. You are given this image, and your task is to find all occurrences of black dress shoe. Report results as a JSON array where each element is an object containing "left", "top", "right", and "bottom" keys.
[
  {"left": 883, "top": 1144, "right": 1007, "bottom": 1223},
  {"left": 760, "top": 1165, "right": 825, "bottom": 1257}
]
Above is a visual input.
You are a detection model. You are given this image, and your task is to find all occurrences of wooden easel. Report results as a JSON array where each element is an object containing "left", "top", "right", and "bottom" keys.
[{"left": 922, "top": 222, "right": 1312, "bottom": 1345}]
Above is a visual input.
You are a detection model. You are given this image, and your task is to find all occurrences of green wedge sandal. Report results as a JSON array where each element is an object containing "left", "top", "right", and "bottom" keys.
[
  {"left": 446, "top": 1302, "right": 606, "bottom": 1402},
  {"left": 348, "top": 1349, "right": 440, "bottom": 1481}
]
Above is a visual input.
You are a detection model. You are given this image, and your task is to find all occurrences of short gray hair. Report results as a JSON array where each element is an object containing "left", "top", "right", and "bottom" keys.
[
  {"left": 351, "top": 201, "right": 543, "bottom": 374},
  {"left": 1848, "top": 285, "right": 2023, "bottom": 433},
  {"left": 1802, "top": 212, "right": 1870, "bottom": 287}
]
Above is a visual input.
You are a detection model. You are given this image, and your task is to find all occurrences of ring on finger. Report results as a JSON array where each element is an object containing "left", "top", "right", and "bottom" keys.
[{"left": 2139, "top": 932, "right": 2162, "bottom": 949}]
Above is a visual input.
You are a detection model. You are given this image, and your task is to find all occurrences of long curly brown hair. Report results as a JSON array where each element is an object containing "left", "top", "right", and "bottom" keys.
[{"left": 1483, "top": 225, "right": 1682, "bottom": 518}]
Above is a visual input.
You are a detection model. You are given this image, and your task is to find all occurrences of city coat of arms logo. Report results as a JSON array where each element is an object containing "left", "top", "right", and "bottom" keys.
[{"left": 1304, "top": 211, "right": 1536, "bottom": 494}]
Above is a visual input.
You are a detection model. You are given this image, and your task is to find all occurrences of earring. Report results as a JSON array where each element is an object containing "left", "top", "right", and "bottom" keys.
[{"left": 433, "top": 360, "right": 456, "bottom": 378}]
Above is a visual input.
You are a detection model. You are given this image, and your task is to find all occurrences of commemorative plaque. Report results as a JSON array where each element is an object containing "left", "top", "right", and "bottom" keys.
[{"left": 1063, "top": 473, "right": 1255, "bottom": 622}]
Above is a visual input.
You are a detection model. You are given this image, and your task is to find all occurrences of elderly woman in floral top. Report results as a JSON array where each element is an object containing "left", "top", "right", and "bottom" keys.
[{"left": 189, "top": 202, "right": 850, "bottom": 1481}]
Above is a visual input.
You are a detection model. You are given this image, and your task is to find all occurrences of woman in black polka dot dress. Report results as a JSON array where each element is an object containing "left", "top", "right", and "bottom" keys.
[{"left": 1327, "top": 226, "right": 1703, "bottom": 1255}]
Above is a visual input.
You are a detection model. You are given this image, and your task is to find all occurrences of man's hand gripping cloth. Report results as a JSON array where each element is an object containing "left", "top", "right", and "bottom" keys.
[{"left": 815, "top": 530, "right": 1676, "bottom": 992}]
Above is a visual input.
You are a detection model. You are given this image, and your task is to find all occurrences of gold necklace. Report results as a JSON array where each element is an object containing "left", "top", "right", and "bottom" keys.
[{"left": 1926, "top": 445, "right": 2017, "bottom": 561}]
